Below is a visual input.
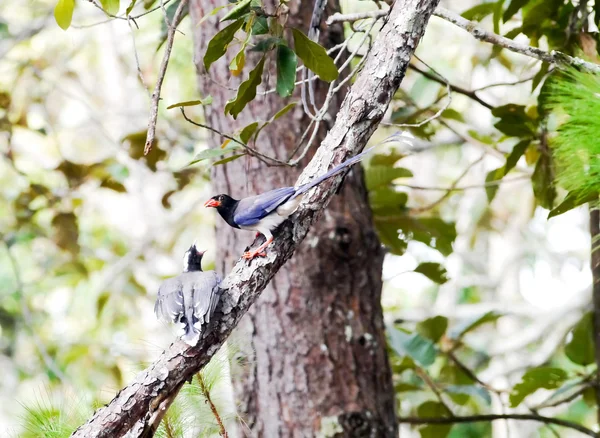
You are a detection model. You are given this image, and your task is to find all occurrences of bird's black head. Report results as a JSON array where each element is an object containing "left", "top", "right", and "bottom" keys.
[
  {"left": 183, "top": 244, "right": 205, "bottom": 272},
  {"left": 204, "top": 194, "right": 240, "bottom": 228}
]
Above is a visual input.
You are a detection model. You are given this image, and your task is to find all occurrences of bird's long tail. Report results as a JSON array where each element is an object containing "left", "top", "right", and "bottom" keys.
[
  {"left": 293, "top": 133, "right": 408, "bottom": 197},
  {"left": 181, "top": 319, "right": 201, "bottom": 346}
]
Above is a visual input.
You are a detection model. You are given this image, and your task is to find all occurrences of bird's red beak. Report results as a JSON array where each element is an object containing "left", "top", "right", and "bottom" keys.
[{"left": 204, "top": 199, "right": 221, "bottom": 208}]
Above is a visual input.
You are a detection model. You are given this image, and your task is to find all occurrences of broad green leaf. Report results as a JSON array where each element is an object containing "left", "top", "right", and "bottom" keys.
[
  {"left": 414, "top": 262, "right": 449, "bottom": 284},
  {"left": 375, "top": 222, "right": 408, "bottom": 255},
  {"left": 417, "top": 401, "right": 452, "bottom": 438},
  {"left": 395, "top": 382, "right": 423, "bottom": 392},
  {"left": 393, "top": 217, "right": 456, "bottom": 256},
  {"left": 51, "top": 212, "right": 80, "bottom": 255},
  {"left": 239, "top": 122, "right": 259, "bottom": 143},
  {"left": 196, "top": 4, "right": 230, "bottom": 27},
  {"left": 445, "top": 385, "right": 492, "bottom": 405},
  {"left": 485, "top": 167, "right": 503, "bottom": 203},
  {"left": 190, "top": 144, "right": 241, "bottom": 164},
  {"left": 370, "top": 188, "right": 409, "bottom": 213},
  {"left": 203, "top": 19, "right": 245, "bottom": 70},
  {"left": 272, "top": 102, "right": 297, "bottom": 120},
  {"left": 461, "top": 3, "right": 496, "bottom": 21},
  {"left": 54, "top": 0, "right": 75, "bottom": 30},
  {"left": 291, "top": 28, "right": 338, "bottom": 82},
  {"left": 251, "top": 16, "right": 268, "bottom": 35},
  {"left": 366, "top": 166, "right": 413, "bottom": 191},
  {"left": 505, "top": 139, "right": 529, "bottom": 173},
  {"left": 220, "top": 0, "right": 251, "bottom": 21},
  {"left": 125, "top": 0, "right": 137, "bottom": 15},
  {"left": 100, "top": 0, "right": 120, "bottom": 14},
  {"left": 549, "top": 190, "right": 597, "bottom": 219},
  {"left": 224, "top": 57, "right": 265, "bottom": 118},
  {"left": 122, "top": 131, "right": 166, "bottom": 171},
  {"left": 492, "top": 104, "right": 537, "bottom": 137},
  {"left": 371, "top": 150, "right": 405, "bottom": 167},
  {"left": 503, "top": 0, "right": 528, "bottom": 22},
  {"left": 509, "top": 367, "right": 568, "bottom": 407},
  {"left": 441, "top": 108, "right": 465, "bottom": 122},
  {"left": 532, "top": 154, "right": 556, "bottom": 209},
  {"left": 416, "top": 316, "right": 448, "bottom": 343},
  {"left": 251, "top": 37, "right": 282, "bottom": 52},
  {"left": 389, "top": 326, "right": 437, "bottom": 367},
  {"left": 213, "top": 154, "right": 246, "bottom": 166},
  {"left": 230, "top": 48, "right": 246, "bottom": 76},
  {"left": 276, "top": 45, "right": 297, "bottom": 97},
  {"left": 450, "top": 311, "right": 501, "bottom": 340},
  {"left": 565, "top": 312, "right": 595, "bottom": 366},
  {"left": 166, "top": 97, "right": 212, "bottom": 109}
]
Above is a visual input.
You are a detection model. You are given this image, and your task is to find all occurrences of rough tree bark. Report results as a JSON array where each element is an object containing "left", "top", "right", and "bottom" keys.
[
  {"left": 70, "top": 0, "right": 440, "bottom": 436},
  {"left": 189, "top": 0, "right": 397, "bottom": 435}
]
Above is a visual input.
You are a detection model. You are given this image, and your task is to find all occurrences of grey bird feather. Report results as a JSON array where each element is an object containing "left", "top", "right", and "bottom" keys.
[{"left": 154, "top": 245, "right": 221, "bottom": 346}]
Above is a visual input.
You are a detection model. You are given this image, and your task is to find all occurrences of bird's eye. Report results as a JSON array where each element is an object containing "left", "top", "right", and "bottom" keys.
[{"left": 218, "top": 195, "right": 223, "bottom": 201}]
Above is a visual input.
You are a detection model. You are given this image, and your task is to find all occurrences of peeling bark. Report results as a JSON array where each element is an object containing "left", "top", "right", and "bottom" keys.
[{"left": 70, "top": 1, "right": 440, "bottom": 436}]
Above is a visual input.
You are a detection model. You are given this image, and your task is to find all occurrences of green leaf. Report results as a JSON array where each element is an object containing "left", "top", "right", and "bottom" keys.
[
  {"left": 166, "top": 97, "right": 212, "bottom": 109},
  {"left": 251, "top": 37, "right": 282, "bottom": 52},
  {"left": 276, "top": 45, "right": 297, "bottom": 97},
  {"left": 503, "top": 0, "right": 528, "bottom": 22},
  {"left": 395, "top": 217, "right": 456, "bottom": 256},
  {"left": 54, "top": 0, "right": 75, "bottom": 30},
  {"left": 251, "top": 16, "right": 268, "bottom": 35},
  {"left": 203, "top": 18, "right": 245, "bottom": 71},
  {"left": 510, "top": 367, "right": 568, "bottom": 407},
  {"left": 548, "top": 190, "right": 597, "bottom": 219},
  {"left": 445, "top": 385, "right": 492, "bottom": 405},
  {"left": 196, "top": 4, "right": 230, "bottom": 27},
  {"left": 213, "top": 154, "right": 246, "bottom": 166},
  {"left": 371, "top": 150, "right": 405, "bottom": 167},
  {"left": 505, "top": 139, "right": 529, "bottom": 173},
  {"left": 272, "top": 102, "right": 297, "bottom": 120},
  {"left": 224, "top": 57, "right": 265, "bottom": 118},
  {"left": 100, "top": 0, "right": 120, "bottom": 14},
  {"left": 389, "top": 326, "right": 437, "bottom": 367},
  {"left": 395, "top": 382, "right": 423, "bottom": 392},
  {"left": 461, "top": 3, "right": 496, "bottom": 21},
  {"left": 370, "top": 188, "right": 409, "bottom": 213},
  {"left": 291, "top": 28, "right": 338, "bottom": 82},
  {"left": 125, "top": 0, "right": 137, "bottom": 15},
  {"left": 414, "top": 262, "right": 449, "bottom": 285},
  {"left": 532, "top": 153, "right": 556, "bottom": 209},
  {"left": 485, "top": 166, "right": 504, "bottom": 203},
  {"left": 220, "top": 0, "right": 251, "bottom": 21},
  {"left": 450, "top": 311, "right": 501, "bottom": 340},
  {"left": 239, "top": 122, "right": 259, "bottom": 143},
  {"left": 441, "top": 108, "right": 465, "bottom": 122},
  {"left": 417, "top": 401, "right": 452, "bottom": 438},
  {"left": 565, "top": 312, "right": 595, "bottom": 366},
  {"left": 51, "top": 212, "right": 80, "bottom": 255},
  {"left": 492, "top": 104, "right": 537, "bottom": 137},
  {"left": 366, "top": 166, "right": 413, "bottom": 191},
  {"left": 190, "top": 144, "right": 241, "bottom": 164},
  {"left": 416, "top": 316, "right": 448, "bottom": 343},
  {"left": 374, "top": 221, "right": 408, "bottom": 255}
]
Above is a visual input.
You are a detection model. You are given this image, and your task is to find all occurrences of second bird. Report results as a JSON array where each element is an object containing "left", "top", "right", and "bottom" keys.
[{"left": 204, "top": 146, "right": 375, "bottom": 259}]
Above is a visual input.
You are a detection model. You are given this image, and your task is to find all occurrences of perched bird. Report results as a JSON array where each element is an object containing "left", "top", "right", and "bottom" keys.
[
  {"left": 204, "top": 145, "right": 377, "bottom": 260},
  {"left": 154, "top": 245, "right": 221, "bottom": 346}
]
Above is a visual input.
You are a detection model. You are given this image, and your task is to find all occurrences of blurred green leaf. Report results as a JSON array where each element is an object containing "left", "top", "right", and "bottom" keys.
[
  {"left": 532, "top": 153, "right": 556, "bottom": 209},
  {"left": 203, "top": 18, "right": 245, "bottom": 70},
  {"left": 272, "top": 102, "right": 297, "bottom": 120},
  {"left": 492, "top": 104, "right": 536, "bottom": 137},
  {"left": 167, "top": 97, "right": 212, "bottom": 109},
  {"left": 251, "top": 16, "right": 268, "bottom": 34},
  {"left": 389, "top": 326, "right": 437, "bottom": 367},
  {"left": 417, "top": 401, "right": 452, "bottom": 438},
  {"left": 100, "top": 0, "right": 120, "bottom": 14},
  {"left": 416, "top": 315, "right": 448, "bottom": 343},
  {"left": 548, "top": 190, "right": 596, "bottom": 219},
  {"left": 220, "top": 0, "right": 251, "bottom": 21},
  {"left": 395, "top": 382, "right": 423, "bottom": 392},
  {"left": 414, "top": 262, "right": 449, "bottom": 284},
  {"left": 225, "top": 57, "right": 265, "bottom": 118},
  {"left": 503, "top": 0, "right": 528, "bottom": 22},
  {"left": 213, "top": 154, "right": 246, "bottom": 166},
  {"left": 375, "top": 221, "right": 408, "bottom": 255},
  {"left": 125, "top": 0, "right": 137, "bottom": 15},
  {"left": 371, "top": 150, "right": 405, "bottom": 167},
  {"left": 291, "top": 28, "right": 338, "bottom": 82},
  {"left": 485, "top": 167, "right": 503, "bottom": 203},
  {"left": 190, "top": 144, "right": 241, "bottom": 164},
  {"left": 276, "top": 45, "right": 297, "bottom": 97},
  {"left": 100, "top": 179, "right": 126, "bottom": 192},
  {"left": 239, "top": 122, "right": 259, "bottom": 143},
  {"left": 251, "top": 37, "right": 282, "bottom": 52},
  {"left": 461, "top": 3, "right": 496, "bottom": 21},
  {"left": 370, "top": 188, "right": 409, "bottom": 213},
  {"left": 51, "top": 213, "right": 80, "bottom": 255},
  {"left": 122, "top": 131, "right": 166, "bottom": 171},
  {"left": 54, "top": 0, "right": 75, "bottom": 30},
  {"left": 565, "top": 312, "right": 595, "bottom": 366},
  {"left": 445, "top": 385, "right": 492, "bottom": 405},
  {"left": 510, "top": 367, "right": 568, "bottom": 407},
  {"left": 366, "top": 166, "right": 412, "bottom": 191},
  {"left": 450, "top": 311, "right": 501, "bottom": 340}
]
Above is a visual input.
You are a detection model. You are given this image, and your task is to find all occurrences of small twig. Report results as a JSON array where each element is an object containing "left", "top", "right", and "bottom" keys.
[
  {"left": 179, "top": 108, "right": 288, "bottom": 166},
  {"left": 398, "top": 414, "right": 596, "bottom": 436},
  {"left": 127, "top": 17, "right": 150, "bottom": 98},
  {"left": 415, "top": 367, "right": 455, "bottom": 416},
  {"left": 395, "top": 175, "right": 529, "bottom": 192},
  {"left": 198, "top": 373, "right": 228, "bottom": 438},
  {"left": 144, "top": 0, "right": 189, "bottom": 155}
]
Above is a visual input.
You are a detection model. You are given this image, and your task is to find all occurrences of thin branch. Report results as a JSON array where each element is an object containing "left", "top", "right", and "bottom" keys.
[
  {"left": 179, "top": 108, "right": 289, "bottom": 166},
  {"left": 415, "top": 367, "right": 455, "bottom": 416},
  {"left": 329, "top": 8, "right": 600, "bottom": 73},
  {"left": 409, "top": 64, "right": 494, "bottom": 110},
  {"left": 590, "top": 204, "right": 600, "bottom": 424},
  {"left": 198, "top": 374, "right": 228, "bottom": 438},
  {"left": 395, "top": 175, "right": 530, "bottom": 191},
  {"left": 144, "top": 0, "right": 189, "bottom": 155},
  {"left": 398, "top": 414, "right": 596, "bottom": 437},
  {"left": 127, "top": 17, "right": 151, "bottom": 98}
]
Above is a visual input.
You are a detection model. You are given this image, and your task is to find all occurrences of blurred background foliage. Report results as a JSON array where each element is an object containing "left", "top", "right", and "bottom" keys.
[{"left": 1, "top": 0, "right": 600, "bottom": 437}]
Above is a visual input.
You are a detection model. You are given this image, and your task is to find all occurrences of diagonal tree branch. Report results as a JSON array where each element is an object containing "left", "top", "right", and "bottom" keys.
[{"left": 70, "top": 0, "right": 441, "bottom": 436}]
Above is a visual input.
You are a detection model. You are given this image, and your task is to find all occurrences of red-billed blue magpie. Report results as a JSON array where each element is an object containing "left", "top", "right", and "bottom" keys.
[{"left": 154, "top": 245, "right": 221, "bottom": 346}]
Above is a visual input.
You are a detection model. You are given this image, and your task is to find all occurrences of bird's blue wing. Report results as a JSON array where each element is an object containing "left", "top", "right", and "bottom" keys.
[{"left": 233, "top": 186, "right": 296, "bottom": 226}]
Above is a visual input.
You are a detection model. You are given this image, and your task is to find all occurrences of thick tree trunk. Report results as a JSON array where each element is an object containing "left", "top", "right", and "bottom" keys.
[{"left": 189, "top": 0, "right": 397, "bottom": 436}]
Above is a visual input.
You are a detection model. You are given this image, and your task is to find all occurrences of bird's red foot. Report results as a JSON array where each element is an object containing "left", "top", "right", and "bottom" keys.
[
  {"left": 255, "top": 232, "right": 261, "bottom": 238},
  {"left": 243, "top": 250, "right": 267, "bottom": 260}
]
